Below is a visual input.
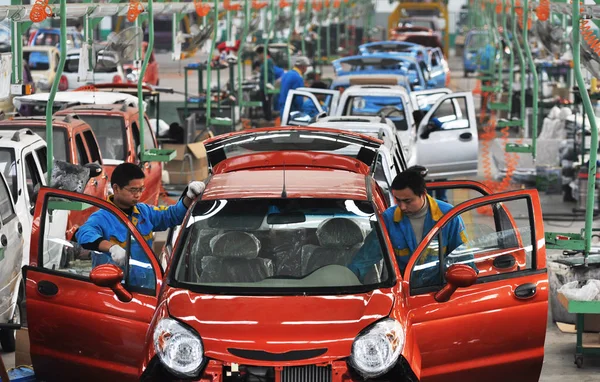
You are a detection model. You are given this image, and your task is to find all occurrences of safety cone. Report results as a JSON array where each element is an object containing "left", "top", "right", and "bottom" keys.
[{"left": 473, "top": 80, "right": 482, "bottom": 95}]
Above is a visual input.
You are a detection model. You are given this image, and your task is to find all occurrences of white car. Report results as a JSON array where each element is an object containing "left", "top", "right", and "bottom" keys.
[
  {"left": 335, "top": 85, "right": 479, "bottom": 180},
  {"left": 310, "top": 115, "right": 408, "bottom": 204},
  {"left": 63, "top": 49, "right": 125, "bottom": 90},
  {"left": 13, "top": 91, "right": 145, "bottom": 115},
  {"left": 0, "top": 128, "right": 68, "bottom": 351}
]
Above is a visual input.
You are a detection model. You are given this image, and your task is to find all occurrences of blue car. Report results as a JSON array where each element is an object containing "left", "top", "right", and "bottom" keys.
[
  {"left": 29, "top": 27, "right": 84, "bottom": 49},
  {"left": 332, "top": 54, "right": 434, "bottom": 91},
  {"left": 359, "top": 41, "right": 448, "bottom": 88}
]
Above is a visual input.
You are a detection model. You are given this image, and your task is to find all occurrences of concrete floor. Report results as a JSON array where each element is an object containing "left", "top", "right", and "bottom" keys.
[{"left": 2, "top": 52, "right": 599, "bottom": 381}]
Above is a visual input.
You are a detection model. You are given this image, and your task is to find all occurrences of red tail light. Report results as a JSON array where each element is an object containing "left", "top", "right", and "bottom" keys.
[
  {"left": 58, "top": 75, "right": 68, "bottom": 91},
  {"left": 112, "top": 75, "right": 123, "bottom": 84}
]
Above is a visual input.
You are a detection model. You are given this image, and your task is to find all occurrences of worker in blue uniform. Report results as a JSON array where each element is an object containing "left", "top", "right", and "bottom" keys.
[
  {"left": 349, "top": 169, "right": 471, "bottom": 288},
  {"left": 76, "top": 163, "right": 205, "bottom": 289},
  {"left": 302, "top": 81, "right": 329, "bottom": 118},
  {"left": 278, "top": 56, "right": 310, "bottom": 118}
]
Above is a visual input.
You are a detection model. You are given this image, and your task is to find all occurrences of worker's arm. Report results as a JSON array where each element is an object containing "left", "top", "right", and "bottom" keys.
[{"left": 147, "top": 181, "right": 205, "bottom": 231}]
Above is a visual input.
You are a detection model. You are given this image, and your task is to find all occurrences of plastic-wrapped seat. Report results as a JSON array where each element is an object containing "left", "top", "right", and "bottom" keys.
[
  {"left": 301, "top": 218, "right": 365, "bottom": 275},
  {"left": 199, "top": 231, "right": 273, "bottom": 283}
]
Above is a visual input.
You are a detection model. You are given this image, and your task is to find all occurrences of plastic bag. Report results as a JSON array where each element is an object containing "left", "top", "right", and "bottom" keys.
[{"left": 558, "top": 279, "right": 600, "bottom": 301}]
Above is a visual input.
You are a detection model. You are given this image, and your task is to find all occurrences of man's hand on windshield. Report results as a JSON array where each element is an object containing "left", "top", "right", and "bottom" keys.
[{"left": 109, "top": 245, "right": 127, "bottom": 267}]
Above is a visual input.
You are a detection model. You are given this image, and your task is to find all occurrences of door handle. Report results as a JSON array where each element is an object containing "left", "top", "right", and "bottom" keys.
[
  {"left": 459, "top": 132, "right": 473, "bottom": 141},
  {"left": 17, "top": 223, "right": 22, "bottom": 235},
  {"left": 514, "top": 283, "right": 537, "bottom": 299},
  {"left": 38, "top": 280, "right": 59, "bottom": 296}
]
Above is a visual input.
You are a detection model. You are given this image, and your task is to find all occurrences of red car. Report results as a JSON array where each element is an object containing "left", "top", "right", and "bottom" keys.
[
  {"left": 123, "top": 42, "right": 160, "bottom": 86},
  {"left": 25, "top": 127, "right": 547, "bottom": 382}
]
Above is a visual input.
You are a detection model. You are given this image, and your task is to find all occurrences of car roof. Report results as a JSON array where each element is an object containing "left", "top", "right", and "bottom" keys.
[
  {"left": 13, "top": 91, "right": 144, "bottom": 110},
  {"left": 311, "top": 117, "right": 397, "bottom": 149},
  {"left": 0, "top": 128, "right": 43, "bottom": 149},
  {"left": 0, "top": 115, "right": 90, "bottom": 130},
  {"left": 343, "top": 84, "right": 410, "bottom": 97},
  {"left": 331, "top": 74, "right": 409, "bottom": 87},
  {"left": 203, "top": 169, "right": 369, "bottom": 200}
]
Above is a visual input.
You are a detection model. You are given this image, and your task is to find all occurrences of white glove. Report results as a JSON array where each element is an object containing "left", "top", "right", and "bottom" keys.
[
  {"left": 186, "top": 181, "right": 205, "bottom": 199},
  {"left": 109, "top": 245, "right": 127, "bottom": 267}
]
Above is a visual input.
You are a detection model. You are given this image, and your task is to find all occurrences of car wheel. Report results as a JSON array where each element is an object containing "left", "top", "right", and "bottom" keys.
[{"left": 0, "top": 299, "right": 20, "bottom": 352}]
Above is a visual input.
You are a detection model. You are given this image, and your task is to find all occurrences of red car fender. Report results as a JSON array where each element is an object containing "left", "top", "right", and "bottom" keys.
[{"left": 139, "top": 299, "right": 170, "bottom": 376}]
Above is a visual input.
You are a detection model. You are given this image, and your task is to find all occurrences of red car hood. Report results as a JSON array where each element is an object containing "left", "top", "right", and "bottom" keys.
[{"left": 166, "top": 288, "right": 394, "bottom": 365}]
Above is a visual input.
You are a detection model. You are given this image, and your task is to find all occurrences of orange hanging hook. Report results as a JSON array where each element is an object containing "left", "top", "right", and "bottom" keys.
[
  {"left": 252, "top": 0, "right": 268, "bottom": 9},
  {"left": 298, "top": 0, "right": 306, "bottom": 11},
  {"left": 313, "top": 0, "right": 323, "bottom": 11},
  {"left": 224, "top": 0, "right": 242, "bottom": 11},
  {"left": 333, "top": 0, "right": 341, "bottom": 8},
  {"left": 30, "top": 0, "right": 52, "bottom": 23},
  {"left": 194, "top": 0, "right": 211, "bottom": 16},
  {"left": 279, "top": 0, "right": 291, "bottom": 8},
  {"left": 536, "top": 0, "right": 550, "bottom": 21},
  {"left": 126, "top": 0, "right": 144, "bottom": 22}
]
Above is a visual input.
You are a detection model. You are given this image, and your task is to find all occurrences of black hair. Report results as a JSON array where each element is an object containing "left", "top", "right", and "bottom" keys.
[
  {"left": 252, "top": 60, "right": 261, "bottom": 70},
  {"left": 255, "top": 46, "right": 269, "bottom": 55},
  {"left": 391, "top": 170, "right": 427, "bottom": 196},
  {"left": 111, "top": 162, "right": 145, "bottom": 188},
  {"left": 310, "top": 81, "right": 328, "bottom": 89}
]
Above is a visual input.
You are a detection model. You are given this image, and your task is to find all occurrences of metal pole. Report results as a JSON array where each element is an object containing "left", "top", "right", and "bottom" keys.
[
  {"left": 206, "top": 0, "right": 218, "bottom": 125},
  {"left": 301, "top": 0, "right": 310, "bottom": 56},
  {"left": 238, "top": 0, "right": 250, "bottom": 106},
  {"left": 523, "top": 0, "right": 538, "bottom": 153},
  {"left": 573, "top": 0, "right": 598, "bottom": 260},
  {"left": 139, "top": 0, "right": 154, "bottom": 159},
  {"left": 287, "top": 0, "right": 297, "bottom": 70},
  {"left": 46, "top": 0, "right": 67, "bottom": 184}
]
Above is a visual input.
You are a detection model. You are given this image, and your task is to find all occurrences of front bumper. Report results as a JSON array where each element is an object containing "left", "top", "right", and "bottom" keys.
[{"left": 142, "top": 357, "right": 419, "bottom": 382}]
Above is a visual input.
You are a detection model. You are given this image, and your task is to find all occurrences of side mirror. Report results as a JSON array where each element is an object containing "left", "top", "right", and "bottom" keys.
[
  {"left": 434, "top": 264, "right": 477, "bottom": 302},
  {"left": 315, "top": 111, "right": 327, "bottom": 120},
  {"left": 84, "top": 163, "right": 103, "bottom": 178},
  {"left": 90, "top": 264, "right": 133, "bottom": 303}
]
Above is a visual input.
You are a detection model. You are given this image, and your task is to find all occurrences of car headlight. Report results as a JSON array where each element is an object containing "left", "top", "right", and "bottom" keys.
[
  {"left": 349, "top": 319, "right": 404, "bottom": 378},
  {"left": 153, "top": 318, "right": 204, "bottom": 377}
]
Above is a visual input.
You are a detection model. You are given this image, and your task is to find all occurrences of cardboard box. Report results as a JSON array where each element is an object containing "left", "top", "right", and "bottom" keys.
[
  {"left": 15, "top": 327, "right": 31, "bottom": 366},
  {"left": 161, "top": 142, "right": 208, "bottom": 185},
  {"left": 552, "top": 86, "right": 570, "bottom": 100}
]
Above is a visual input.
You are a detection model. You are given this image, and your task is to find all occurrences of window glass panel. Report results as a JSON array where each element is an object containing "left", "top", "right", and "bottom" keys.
[
  {"left": 411, "top": 198, "right": 533, "bottom": 290},
  {"left": 77, "top": 116, "right": 127, "bottom": 161},
  {"left": 42, "top": 196, "right": 156, "bottom": 293},
  {"left": 0, "top": 174, "right": 15, "bottom": 224},
  {"left": 24, "top": 153, "right": 41, "bottom": 205},
  {"left": 23, "top": 127, "right": 67, "bottom": 162},
  {"left": 75, "top": 134, "right": 89, "bottom": 165},
  {"left": 142, "top": 118, "right": 157, "bottom": 150},
  {"left": 431, "top": 98, "right": 468, "bottom": 130},
  {"left": 36, "top": 146, "right": 48, "bottom": 175},
  {"left": 83, "top": 130, "right": 101, "bottom": 164},
  {"left": 0, "top": 149, "right": 17, "bottom": 201},
  {"left": 346, "top": 95, "right": 408, "bottom": 131}
]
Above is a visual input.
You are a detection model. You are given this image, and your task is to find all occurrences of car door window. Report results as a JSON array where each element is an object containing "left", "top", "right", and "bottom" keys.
[
  {"left": 373, "top": 153, "right": 392, "bottom": 202},
  {"left": 54, "top": 53, "right": 60, "bottom": 71},
  {"left": 75, "top": 134, "right": 90, "bottom": 165},
  {"left": 82, "top": 130, "right": 102, "bottom": 164},
  {"left": 410, "top": 197, "right": 533, "bottom": 291},
  {"left": 41, "top": 195, "right": 157, "bottom": 294},
  {"left": 35, "top": 146, "right": 48, "bottom": 180},
  {"left": 0, "top": 175, "right": 15, "bottom": 225},
  {"left": 431, "top": 97, "right": 468, "bottom": 129},
  {"left": 0, "top": 149, "right": 17, "bottom": 204},
  {"left": 131, "top": 122, "right": 141, "bottom": 160},
  {"left": 287, "top": 93, "right": 321, "bottom": 124},
  {"left": 24, "top": 153, "right": 42, "bottom": 207},
  {"left": 142, "top": 118, "right": 157, "bottom": 150}
]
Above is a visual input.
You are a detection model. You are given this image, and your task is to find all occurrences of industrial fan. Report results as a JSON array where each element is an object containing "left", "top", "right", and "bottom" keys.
[
  {"left": 175, "top": 23, "right": 214, "bottom": 60},
  {"left": 581, "top": 35, "right": 600, "bottom": 78},
  {"left": 534, "top": 19, "right": 567, "bottom": 56}
]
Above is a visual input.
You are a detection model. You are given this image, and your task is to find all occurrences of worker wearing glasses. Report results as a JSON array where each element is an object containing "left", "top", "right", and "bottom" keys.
[
  {"left": 349, "top": 168, "right": 470, "bottom": 287},
  {"left": 75, "top": 162, "right": 205, "bottom": 289}
]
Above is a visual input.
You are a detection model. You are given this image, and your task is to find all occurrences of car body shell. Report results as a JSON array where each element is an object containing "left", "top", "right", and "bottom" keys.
[
  {"left": 63, "top": 49, "right": 125, "bottom": 90},
  {"left": 24, "top": 123, "right": 549, "bottom": 381},
  {"left": 28, "top": 27, "right": 84, "bottom": 50},
  {"left": 54, "top": 104, "right": 162, "bottom": 205}
]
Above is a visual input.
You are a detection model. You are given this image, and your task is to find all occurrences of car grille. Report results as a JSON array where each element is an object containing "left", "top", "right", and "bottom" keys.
[{"left": 281, "top": 365, "right": 332, "bottom": 382}]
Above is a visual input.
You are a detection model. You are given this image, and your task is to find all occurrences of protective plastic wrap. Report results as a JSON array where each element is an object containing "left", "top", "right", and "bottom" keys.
[
  {"left": 270, "top": 229, "right": 309, "bottom": 277},
  {"left": 199, "top": 257, "right": 273, "bottom": 283},
  {"left": 558, "top": 279, "right": 600, "bottom": 301},
  {"left": 316, "top": 218, "right": 364, "bottom": 248},
  {"left": 209, "top": 231, "right": 262, "bottom": 259},
  {"left": 50, "top": 160, "right": 90, "bottom": 193}
]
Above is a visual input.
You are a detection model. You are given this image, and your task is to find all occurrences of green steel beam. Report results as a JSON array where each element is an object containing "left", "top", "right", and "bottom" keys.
[{"left": 523, "top": 0, "right": 538, "bottom": 155}]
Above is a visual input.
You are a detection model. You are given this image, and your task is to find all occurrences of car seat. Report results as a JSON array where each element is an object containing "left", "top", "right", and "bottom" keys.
[
  {"left": 301, "top": 218, "right": 365, "bottom": 275},
  {"left": 198, "top": 231, "right": 273, "bottom": 283}
]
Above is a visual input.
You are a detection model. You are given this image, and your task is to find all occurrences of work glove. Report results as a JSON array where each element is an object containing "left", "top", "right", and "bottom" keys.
[
  {"left": 109, "top": 245, "right": 127, "bottom": 267},
  {"left": 186, "top": 181, "right": 206, "bottom": 200}
]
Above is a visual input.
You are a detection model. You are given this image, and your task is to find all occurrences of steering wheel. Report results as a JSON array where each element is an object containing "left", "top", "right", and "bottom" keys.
[{"left": 378, "top": 106, "right": 404, "bottom": 119}]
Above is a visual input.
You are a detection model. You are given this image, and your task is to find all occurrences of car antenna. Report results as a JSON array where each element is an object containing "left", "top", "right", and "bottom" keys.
[{"left": 281, "top": 160, "right": 287, "bottom": 198}]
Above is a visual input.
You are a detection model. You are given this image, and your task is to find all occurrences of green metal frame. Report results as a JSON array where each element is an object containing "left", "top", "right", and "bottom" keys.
[{"left": 263, "top": 0, "right": 280, "bottom": 96}]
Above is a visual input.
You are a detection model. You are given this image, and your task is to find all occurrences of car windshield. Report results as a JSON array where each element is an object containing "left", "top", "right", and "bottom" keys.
[
  {"left": 65, "top": 53, "right": 118, "bottom": 74},
  {"left": 400, "top": 19, "right": 435, "bottom": 30},
  {"left": 467, "top": 34, "right": 489, "bottom": 50},
  {"left": 24, "top": 51, "right": 50, "bottom": 71},
  {"left": 173, "top": 198, "right": 391, "bottom": 293},
  {"left": 346, "top": 95, "right": 408, "bottom": 131},
  {"left": 17, "top": 127, "right": 67, "bottom": 162},
  {"left": 76, "top": 115, "right": 126, "bottom": 161}
]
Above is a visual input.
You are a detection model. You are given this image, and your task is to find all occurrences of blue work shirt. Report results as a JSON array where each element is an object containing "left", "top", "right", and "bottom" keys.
[
  {"left": 260, "top": 58, "right": 275, "bottom": 89},
  {"left": 278, "top": 67, "right": 305, "bottom": 116},
  {"left": 76, "top": 197, "right": 188, "bottom": 289},
  {"left": 302, "top": 99, "right": 328, "bottom": 118},
  {"left": 349, "top": 195, "right": 468, "bottom": 287},
  {"left": 274, "top": 65, "right": 284, "bottom": 80}
]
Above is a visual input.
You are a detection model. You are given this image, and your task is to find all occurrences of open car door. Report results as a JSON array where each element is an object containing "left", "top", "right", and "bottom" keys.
[
  {"left": 426, "top": 48, "right": 446, "bottom": 88},
  {"left": 403, "top": 189, "right": 547, "bottom": 382},
  {"left": 281, "top": 90, "right": 324, "bottom": 126},
  {"left": 412, "top": 92, "right": 478, "bottom": 179},
  {"left": 295, "top": 87, "right": 340, "bottom": 115},
  {"left": 24, "top": 188, "right": 163, "bottom": 381}
]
